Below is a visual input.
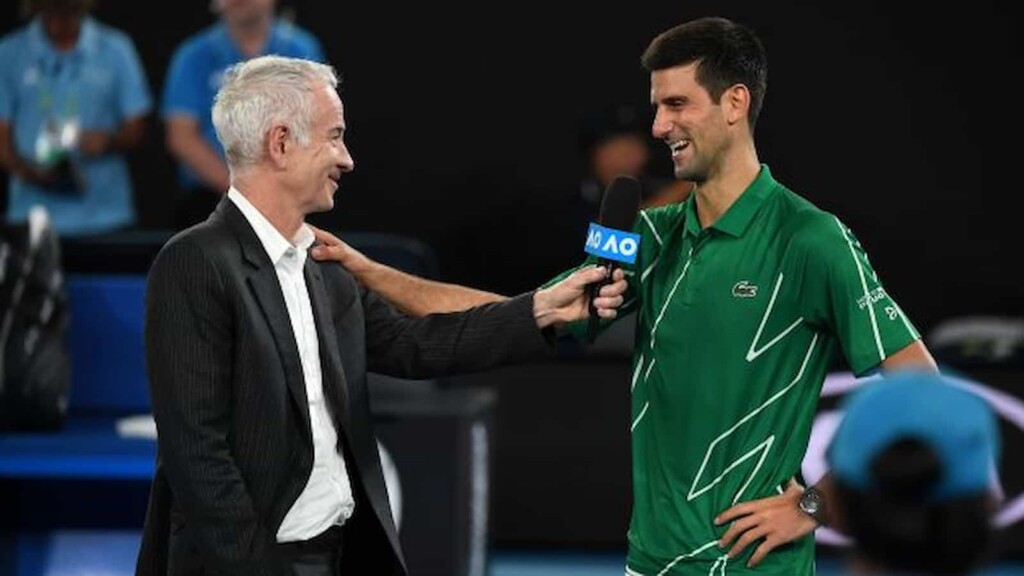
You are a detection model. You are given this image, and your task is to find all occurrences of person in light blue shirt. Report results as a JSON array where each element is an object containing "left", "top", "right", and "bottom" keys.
[
  {"left": 0, "top": 0, "right": 152, "bottom": 237},
  {"left": 162, "top": 0, "right": 325, "bottom": 229},
  {"left": 828, "top": 371, "right": 1002, "bottom": 575}
]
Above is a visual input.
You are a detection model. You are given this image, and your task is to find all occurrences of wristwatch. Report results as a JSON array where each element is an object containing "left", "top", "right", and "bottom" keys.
[{"left": 798, "top": 486, "right": 827, "bottom": 526}]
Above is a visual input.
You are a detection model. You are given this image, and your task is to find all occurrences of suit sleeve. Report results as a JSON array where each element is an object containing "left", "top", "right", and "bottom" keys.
[
  {"left": 361, "top": 285, "right": 555, "bottom": 378},
  {"left": 145, "top": 238, "right": 283, "bottom": 575}
]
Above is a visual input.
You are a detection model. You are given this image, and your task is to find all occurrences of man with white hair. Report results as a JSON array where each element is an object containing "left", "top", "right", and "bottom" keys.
[{"left": 135, "top": 55, "right": 627, "bottom": 576}]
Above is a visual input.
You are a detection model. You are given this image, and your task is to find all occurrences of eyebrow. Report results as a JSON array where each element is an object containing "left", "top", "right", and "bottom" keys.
[{"left": 653, "top": 94, "right": 688, "bottom": 107}]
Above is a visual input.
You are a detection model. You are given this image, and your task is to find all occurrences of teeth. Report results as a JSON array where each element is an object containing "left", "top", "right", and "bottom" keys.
[{"left": 670, "top": 140, "right": 688, "bottom": 152}]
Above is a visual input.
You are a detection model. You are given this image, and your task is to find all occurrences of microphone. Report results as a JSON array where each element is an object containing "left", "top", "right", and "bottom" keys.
[{"left": 584, "top": 175, "right": 642, "bottom": 344}]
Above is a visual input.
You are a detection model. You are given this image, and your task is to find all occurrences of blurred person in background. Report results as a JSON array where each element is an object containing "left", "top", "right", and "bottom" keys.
[
  {"left": 0, "top": 0, "right": 151, "bottom": 236},
  {"left": 162, "top": 0, "right": 324, "bottom": 229},
  {"left": 576, "top": 103, "right": 693, "bottom": 219},
  {"left": 827, "top": 371, "right": 1002, "bottom": 575}
]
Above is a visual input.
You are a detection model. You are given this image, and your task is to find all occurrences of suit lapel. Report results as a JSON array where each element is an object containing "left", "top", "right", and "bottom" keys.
[
  {"left": 247, "top": 269, "right": 313, "bottom": 440},
  {"left": 216, "top": 197, "right": 313, "bottom": 441},
  {"left": 304, "top": 260, "right": 352, "bottom": 435}
]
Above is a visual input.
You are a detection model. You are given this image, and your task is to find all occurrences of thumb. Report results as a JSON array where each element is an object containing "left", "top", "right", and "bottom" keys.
[{"left": 310, "top": 244, "right": 333, "bottom": 260}]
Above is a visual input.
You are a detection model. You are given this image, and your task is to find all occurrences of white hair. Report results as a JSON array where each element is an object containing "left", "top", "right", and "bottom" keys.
[{"left": 212, "top": 55, "right": 338, "bottom": 172}]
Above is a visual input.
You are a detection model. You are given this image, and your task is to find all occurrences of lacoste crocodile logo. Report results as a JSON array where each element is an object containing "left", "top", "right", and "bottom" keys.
[{"left": 732, "top": 281, "right": 758, "bottom": 298}]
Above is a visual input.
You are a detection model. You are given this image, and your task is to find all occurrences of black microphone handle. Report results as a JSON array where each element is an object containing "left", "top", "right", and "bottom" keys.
[{"left": 586, "top": 258, "right": 616, "bottom": 344}]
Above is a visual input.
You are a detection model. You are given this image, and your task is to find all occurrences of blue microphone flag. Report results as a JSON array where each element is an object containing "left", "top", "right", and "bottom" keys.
[{"left": 584, "top": 222, "right": 640, "bottom": 264}]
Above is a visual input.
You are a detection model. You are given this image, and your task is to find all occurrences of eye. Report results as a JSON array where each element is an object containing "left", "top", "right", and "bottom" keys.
[{"left": 667, "top": 97, "right": 687, "bottom": 109}]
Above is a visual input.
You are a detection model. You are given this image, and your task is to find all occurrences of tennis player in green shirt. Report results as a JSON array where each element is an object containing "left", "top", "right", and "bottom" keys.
[{"left": 310, "top": 16, "right": 939, "bottom": 575}]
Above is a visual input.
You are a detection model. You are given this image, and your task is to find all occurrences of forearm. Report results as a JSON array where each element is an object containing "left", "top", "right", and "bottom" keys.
[
  {"left": 0, "top": 123, "right": 36, "bottom": 180},
  {"left": 358, "top": 258, "right": 506, "bottom": 317},
  {"left": 881, "top": 339, "right": 939, "bottom": 373},
  {"left": 0, "top": 146, "right": 35, "bottom": 180},
  {"left": 175, "top": 140, "right": 230, "bottom": 191},
  {"left": 167, "top": 123, "right": 230, "bottom": 191},
  {"left": 308, "top": 225, "right": 509, "bottom": 316},
  {"left": 107, "top": 116, "right": 146, "bottom": 154}
]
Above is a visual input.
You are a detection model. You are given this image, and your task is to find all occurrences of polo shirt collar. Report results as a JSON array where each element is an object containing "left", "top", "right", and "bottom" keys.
[
  {"left": 213, "top": 19, "right": 283, "bottom": 59},
  {"left": 684, "top": 164, "right": 778, "bottom": 238},
  {"left": 29, "top": 16, "right": 99, "bottom": 60}
]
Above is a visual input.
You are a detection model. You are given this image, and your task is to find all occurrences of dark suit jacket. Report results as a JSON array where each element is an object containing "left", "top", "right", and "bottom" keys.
[{"left": 135, "top": 198, "right": 552, "bottom": 575}]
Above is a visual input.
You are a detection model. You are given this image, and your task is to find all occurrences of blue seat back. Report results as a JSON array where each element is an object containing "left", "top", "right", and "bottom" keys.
[{"left": 65, "top": 274, "right": 150, "bottom": 415}]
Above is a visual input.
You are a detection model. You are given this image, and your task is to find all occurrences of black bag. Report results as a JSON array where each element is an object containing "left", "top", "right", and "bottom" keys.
[{"left": 0, "top": 208, "right": 71, "bottom": 430}]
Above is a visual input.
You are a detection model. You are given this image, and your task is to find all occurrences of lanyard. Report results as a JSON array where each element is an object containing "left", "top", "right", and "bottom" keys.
[
  {"left": 32, "top": 56, "right": 82, "bottom": 166},
  {"left": 36, "top": 56, "right": 79, "bottom": 122}
]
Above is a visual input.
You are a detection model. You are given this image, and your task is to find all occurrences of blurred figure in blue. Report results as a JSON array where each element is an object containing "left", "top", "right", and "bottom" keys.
[
  {"left": 828, "top": 371, "right": 1002, "bottom": 575},
  {"left": 162, "top": 0, "right": 325, "bottom": 229},
  {"left": 0, "top": 0, "right": 151, "bottom": 237}
]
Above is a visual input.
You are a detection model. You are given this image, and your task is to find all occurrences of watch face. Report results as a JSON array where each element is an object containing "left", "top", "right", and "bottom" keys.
[{"left": 800, "top": 489, "right": 822, "bottom": 515}]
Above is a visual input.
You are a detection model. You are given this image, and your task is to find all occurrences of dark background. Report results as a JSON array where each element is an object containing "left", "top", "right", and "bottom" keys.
[
  {"left": 1, "top": 0, "right": 1016, "bottom": 334},
  {"left": 2, "top": 0, "right": 1019, "bottom": 560}
]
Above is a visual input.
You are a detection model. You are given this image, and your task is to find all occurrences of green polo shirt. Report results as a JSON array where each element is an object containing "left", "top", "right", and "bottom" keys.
[{"left": 552, "top": 165, "right": 920, "bottom": 575}]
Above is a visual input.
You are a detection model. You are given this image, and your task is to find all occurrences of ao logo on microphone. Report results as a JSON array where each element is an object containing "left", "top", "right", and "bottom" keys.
[{"left": 585, "top": 223, "right": 641, "bottom": 264}]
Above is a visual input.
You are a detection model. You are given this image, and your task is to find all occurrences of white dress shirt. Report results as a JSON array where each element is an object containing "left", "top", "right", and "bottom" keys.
[{"left": 228, "top": 188, "right": 355, "bottom": 542}]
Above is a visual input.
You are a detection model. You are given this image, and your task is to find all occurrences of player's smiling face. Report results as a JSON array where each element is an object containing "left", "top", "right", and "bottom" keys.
[{"left": 650, "top": 62, "right": 733, "bottom": 183}]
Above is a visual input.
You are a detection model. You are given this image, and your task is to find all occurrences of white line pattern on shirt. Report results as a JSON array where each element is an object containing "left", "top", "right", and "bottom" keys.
[
  {"left": 642, "top": 210, "right": 664, "bottom": 246},
  {"left": 656, "top": 540, "right": 721, "bottom": 576},
  {"left": 631, "top": 402, "right": 651, "bottom": 432},
  {"left": 746, "top": 272, "right": 803, "bottom": 362},
  {"left": 687, "top": 334, "right": 819, "bottom": 502},
  {"left": 835, "top": 216, "right": 885, "bottom": 362},
  {"left": 650, "top": 247, "right": 693, "bottom": 349},
  {"left": 891, "top": 299, "right": 919, "bottom": 339},
  {"left": 642, "top": 257, "right": 660, "bottom": 284},
  {"left": 631, "top": 353, "right": 645, "bottom": 393}
]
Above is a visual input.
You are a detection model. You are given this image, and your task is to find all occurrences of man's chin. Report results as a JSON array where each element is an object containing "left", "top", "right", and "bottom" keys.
[
  {"left": 320, "top": 187, "right": 338, "bottom": 209},
  {"left": 308, "top": 198, "right": 335, "bottom": 214}
]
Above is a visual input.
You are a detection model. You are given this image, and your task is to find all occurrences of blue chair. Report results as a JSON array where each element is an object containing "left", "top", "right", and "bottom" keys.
[{"left": 0, "top": 273, "right": 155, "bottom": 576}]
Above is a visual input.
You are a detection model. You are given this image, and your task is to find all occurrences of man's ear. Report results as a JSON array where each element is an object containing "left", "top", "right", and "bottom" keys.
[
  {"left": 266, "top": 124, "right": 291, "bottom": 168},
  {"left": 722, "top": 83, "right": 751, "bottom": 127}
]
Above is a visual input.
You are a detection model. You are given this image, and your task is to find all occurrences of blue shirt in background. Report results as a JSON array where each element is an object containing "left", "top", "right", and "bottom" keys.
[
  {"left": 161, "top": 20, "right": 325, "bottom": 190},
  {"left": 0, "top": 17, "right": 152, "bottom": 237}
]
